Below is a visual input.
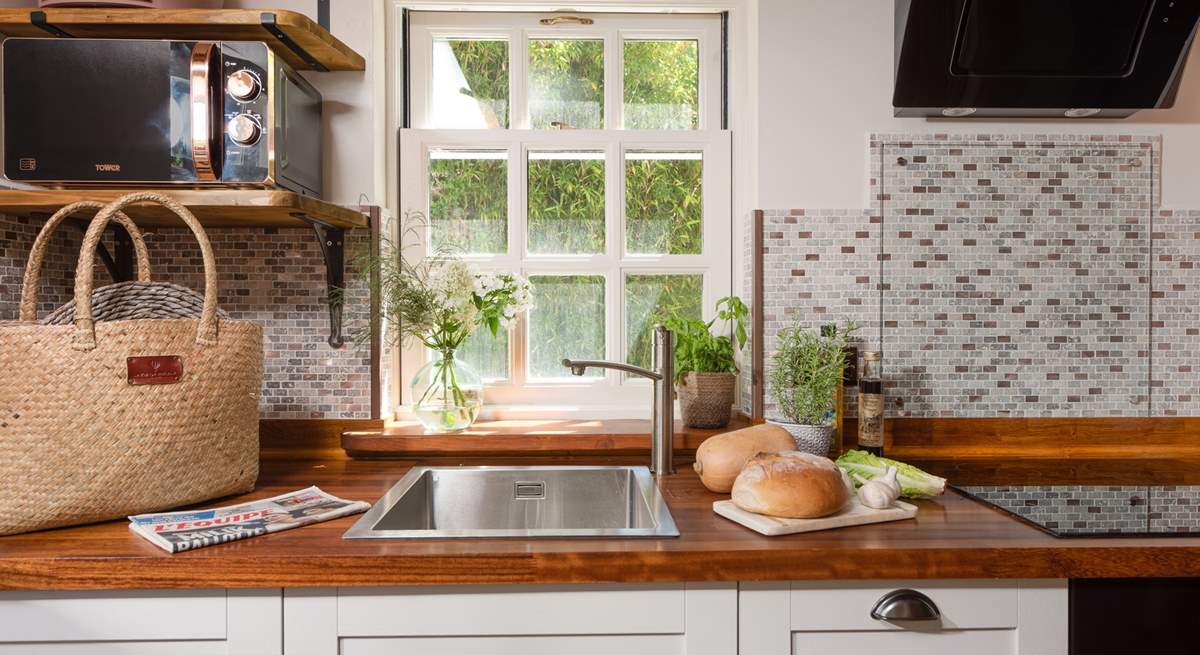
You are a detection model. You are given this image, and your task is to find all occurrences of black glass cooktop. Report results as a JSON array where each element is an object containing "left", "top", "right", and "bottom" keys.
[{"left": 956, "top": 485, "right": 1200, "bottom": 538}]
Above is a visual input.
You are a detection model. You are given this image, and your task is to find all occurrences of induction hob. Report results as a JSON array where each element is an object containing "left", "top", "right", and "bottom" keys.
[{"left": 956, "top": 485, "right": 1200, "bottom": 537}]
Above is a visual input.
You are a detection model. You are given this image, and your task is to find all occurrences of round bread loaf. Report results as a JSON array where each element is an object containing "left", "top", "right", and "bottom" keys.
[{"left": 730, "top": 451, "right": 849, "bottom": 518}]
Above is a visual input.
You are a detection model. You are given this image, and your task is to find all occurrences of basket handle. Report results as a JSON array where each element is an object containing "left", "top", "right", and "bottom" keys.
[
  {"left": 19, "top": 201, "right": 152, "bottom": 322},
  {"left": 72, "top": 192, "right": 219, "bottom": 350}
]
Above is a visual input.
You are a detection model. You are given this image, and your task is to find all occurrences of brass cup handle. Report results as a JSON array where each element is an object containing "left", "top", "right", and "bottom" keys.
[
  {"left": 539, "top": 15, "right": 594, "bottom": 25},
  {"left": 870, "top": 589, "right": 942, "bottom": 621}
]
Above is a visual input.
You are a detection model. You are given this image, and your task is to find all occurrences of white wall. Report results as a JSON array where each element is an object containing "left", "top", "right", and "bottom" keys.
[{"left": 757, "top": 0, "right": 1200, "bottom": 210}]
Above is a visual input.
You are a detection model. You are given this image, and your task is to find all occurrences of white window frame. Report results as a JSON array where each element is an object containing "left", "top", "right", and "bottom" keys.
[{"left": 392, "top": 8, "right": 736, "bottom": 419}]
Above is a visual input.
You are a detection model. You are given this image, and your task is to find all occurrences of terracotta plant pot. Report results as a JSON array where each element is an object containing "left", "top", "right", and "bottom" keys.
[
  {"left": 676, "top": 371, "right": 736, "bottom": 429},
  {"left": 767, "top": 419, "right": 834, "bottom": 456}
]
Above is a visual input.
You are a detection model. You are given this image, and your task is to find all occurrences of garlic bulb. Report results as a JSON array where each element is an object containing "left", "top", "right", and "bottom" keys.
[
  {"left": 857, "top": 466, "right": 902, "bottom": 509},
  {"left": 878, "top": 466, "right": 901, "bottom": 495}
]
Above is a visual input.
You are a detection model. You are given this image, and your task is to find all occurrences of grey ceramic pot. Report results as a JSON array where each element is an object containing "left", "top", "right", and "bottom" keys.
[{"left": 766, "top": 419, "right": 834, "bottom": 456}]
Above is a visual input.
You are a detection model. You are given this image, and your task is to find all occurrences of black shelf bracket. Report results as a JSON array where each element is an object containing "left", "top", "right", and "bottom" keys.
[
  {"left": 297, "top": 214, "right": 347, "bottom": 348},
  {"left": 317, "top": 0, "right": 330, "bottom": 31},
  {"left": 30, "top": 11, "right": 72, "bottom": 38},
  {"left": 261, "top": 12, "right": 329, "bottom": 72}
]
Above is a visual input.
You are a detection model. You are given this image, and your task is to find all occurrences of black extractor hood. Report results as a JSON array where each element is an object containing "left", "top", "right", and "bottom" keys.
[{"left": 894, "top": 0, "right": 1200, "bottom": 118}]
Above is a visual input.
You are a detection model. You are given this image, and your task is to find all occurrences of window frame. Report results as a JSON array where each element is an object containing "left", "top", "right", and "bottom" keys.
[{"left": 395, "top": 10, "right": 733, "bottom": 418}]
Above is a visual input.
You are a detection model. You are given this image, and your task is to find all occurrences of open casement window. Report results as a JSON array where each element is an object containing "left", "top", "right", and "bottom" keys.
[{"left": 399, "top": 11, "right": 730, "bottom": 418}]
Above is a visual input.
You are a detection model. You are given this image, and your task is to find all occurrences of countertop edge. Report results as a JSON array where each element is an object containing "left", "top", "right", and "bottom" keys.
[{"left": 6, "top": 546, "right": 1200, "bottom": 590}]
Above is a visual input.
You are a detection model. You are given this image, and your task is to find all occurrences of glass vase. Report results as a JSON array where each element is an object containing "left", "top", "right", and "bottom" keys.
[{"left": 410, "top": 350, "right": 483, "bottom": 433}]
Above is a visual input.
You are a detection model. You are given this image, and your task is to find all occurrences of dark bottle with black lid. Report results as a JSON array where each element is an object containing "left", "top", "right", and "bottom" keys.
[{"left": 857, "top": 351, "right": 884, "bottom": 456}]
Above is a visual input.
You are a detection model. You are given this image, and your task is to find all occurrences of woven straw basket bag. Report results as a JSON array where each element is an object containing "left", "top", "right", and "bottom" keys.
[{"left": 0, "top": 193, "right": 261, "bottom": 535}]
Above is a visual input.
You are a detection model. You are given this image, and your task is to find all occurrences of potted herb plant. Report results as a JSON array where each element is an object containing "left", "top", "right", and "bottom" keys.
[
  {"left": 358, "top": 214, "right": 533, "bottom": 433},
  {"left": 767, "top": 320, "right": 856, "bottom": 454},
  {"left": 666, "top": 296, "right": 749, "bottom": 429}
]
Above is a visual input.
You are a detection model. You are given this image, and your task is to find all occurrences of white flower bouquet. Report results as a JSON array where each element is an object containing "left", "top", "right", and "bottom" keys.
[{"left": 358, "top": 214, "right": 534, "bottom": 431}]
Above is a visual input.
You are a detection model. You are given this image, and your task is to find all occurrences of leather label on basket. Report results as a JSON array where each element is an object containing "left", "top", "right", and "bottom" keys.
[{"left": 127, "top": 356, "right": 183, "bottom": 386}]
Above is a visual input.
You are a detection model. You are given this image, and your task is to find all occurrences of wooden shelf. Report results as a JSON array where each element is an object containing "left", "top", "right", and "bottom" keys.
[
  {"left": 0, "top": 8, "right": 364, "bottom": 71},
  {"left": 0, "top": 188, "right": 367, "bottom": 230}
]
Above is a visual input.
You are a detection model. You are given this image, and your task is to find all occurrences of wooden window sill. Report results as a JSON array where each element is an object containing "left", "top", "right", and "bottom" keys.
[{"left": 340, "top": 416, "right": 754, "bottom": 459}]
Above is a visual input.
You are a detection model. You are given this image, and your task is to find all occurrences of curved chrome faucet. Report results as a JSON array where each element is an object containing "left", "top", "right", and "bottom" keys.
[{"left": 562, "top": 324, "right": 675, "bottom": 475}]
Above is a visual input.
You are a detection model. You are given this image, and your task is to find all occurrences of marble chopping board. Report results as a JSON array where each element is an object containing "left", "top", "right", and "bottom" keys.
[{"left": 713, "top": 497, "right": 918, "bottom": 536}]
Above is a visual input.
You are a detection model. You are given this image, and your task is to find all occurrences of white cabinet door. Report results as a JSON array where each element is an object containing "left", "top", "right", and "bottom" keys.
[
  {"left": 793, "top": 629, "right": 1015, "bottom": 654},
  {"left": 341, "top": 635, "right": 685, "bottom": 655},
  {"left": 739, "top": 580, "right": 1067, "bottom": 655},
  {"left": 0, "top": 589, "right": 281, "bottom": 655},
  {"left": 284, "top": 583, "right": 737, "bottom": 655}
]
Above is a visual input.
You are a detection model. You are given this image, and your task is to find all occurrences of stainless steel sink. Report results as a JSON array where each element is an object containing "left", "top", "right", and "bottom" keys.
[{"left": 343, "top": 465, "right": 679, "bottom": 539}]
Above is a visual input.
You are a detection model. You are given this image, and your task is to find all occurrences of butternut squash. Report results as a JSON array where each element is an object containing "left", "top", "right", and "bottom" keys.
[{"left": 692, "top": 423, "right": 796, "bottom": 493}]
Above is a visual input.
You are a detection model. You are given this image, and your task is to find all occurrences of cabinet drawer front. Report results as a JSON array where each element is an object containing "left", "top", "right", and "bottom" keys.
[
  {"left": 342, "top": 635, "right": 683, "bottom": 655},
  {"left": 789, "top": 580, "right": 1018, "bottom": 631},
  {"left": 338, "top": 584, "right": 686, "bottom": 637},
  {"left": 0, "top": 590, "right": 226, "bottom": 643},
  {"left": 0, "top": 643, "right": 226, "bottom": 654},
  {"left": 793, "top": 629, "right": 1015, "bottom": 655}
]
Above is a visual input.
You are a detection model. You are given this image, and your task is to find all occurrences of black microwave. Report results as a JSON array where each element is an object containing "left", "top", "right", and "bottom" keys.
[{"left": 2, "top": 38, "right": 323, "bottom": 197}]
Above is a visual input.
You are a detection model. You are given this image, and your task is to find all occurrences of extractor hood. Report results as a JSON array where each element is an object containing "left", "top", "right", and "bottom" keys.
[{"left": 893, "top": 0, "right": 1200, "bottom": 118}]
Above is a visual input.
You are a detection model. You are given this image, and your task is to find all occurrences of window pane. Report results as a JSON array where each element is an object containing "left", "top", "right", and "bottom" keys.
[
  {"left": 625, "top": 152, "right": 702, "bottom": 255},
  {"left": 529, "top": 275, "right": 606, "bottom": 379},
  {"left": 527, "top": 151, "right": 605, "bottom": 254},
  {"left": 457, "top": 328, "right": 508, "bottom": 382},
  {"left": 529, "top": 39, "right": 604, "bottom": 129},
  {"left": 431, "top": 39, "right": 509, "bottom": 128},
  {"left": 623, "top": 40, "right": 699, "bottom": 130},
  {"left": 625, "top": 274, "right": 703, "bottom": 369},
  {"left": 429, "top": 150, "right": 507, "bottom": 255}
]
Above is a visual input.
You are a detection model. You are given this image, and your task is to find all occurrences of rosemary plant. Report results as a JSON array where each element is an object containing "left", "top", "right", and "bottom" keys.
[{"left": 769, "top": 320, "right": 857, "bottom": 425}]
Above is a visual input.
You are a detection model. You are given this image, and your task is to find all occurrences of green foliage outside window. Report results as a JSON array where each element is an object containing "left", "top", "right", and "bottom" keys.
[
  {"left": 624, "top": 40, "right": 699, "bottom": 129},
  {"left": 529, "top": 275, "right": 607, "bottom": 378},
  {"left": 528, "top": 156, "right": 606, "bottom": 254},
  {"left": 429, "top": 156, "right": 507, "bottom": 254},
  {"left": 626, "top": 156, "right": 702, "bottom": 254},
  {"left": 626, "top": 274, "right": 704, "bottom": 370},
  {"left": 436, "top": 39, "right": 703, "bottom": 256},
  {"left": 445, "top": 40, "right": 509, "bottom": 127},
  {"left": 529, "top": 39, "right": 605, "bottom": 129},
  {"left": 433, "top": 38, "right": 707, "bottom": 374}
]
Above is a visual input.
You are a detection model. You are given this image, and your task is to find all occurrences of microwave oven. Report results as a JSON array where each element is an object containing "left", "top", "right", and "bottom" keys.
[{"left": 2, "top": 38, "right": 323, "bottom": 197}]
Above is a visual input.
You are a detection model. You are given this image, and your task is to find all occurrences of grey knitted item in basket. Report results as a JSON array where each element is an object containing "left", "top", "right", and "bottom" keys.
[{"left": 40, "top": 281, "right": 231, "bottom": 325}]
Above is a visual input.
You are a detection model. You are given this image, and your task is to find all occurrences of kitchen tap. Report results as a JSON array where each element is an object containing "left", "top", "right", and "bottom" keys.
[{"left": 562, "top": 324, "right": 675, "bottom": 475}]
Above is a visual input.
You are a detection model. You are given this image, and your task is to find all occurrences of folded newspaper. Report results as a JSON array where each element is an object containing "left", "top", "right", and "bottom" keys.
[{"left": 128, "top": 486, "right": 371, "bottom": 553}]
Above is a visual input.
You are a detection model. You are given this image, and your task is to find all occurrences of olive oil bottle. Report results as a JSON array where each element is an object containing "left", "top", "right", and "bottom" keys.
[{"left": 822, "top": 324, "right": 858, "bottom": 458}]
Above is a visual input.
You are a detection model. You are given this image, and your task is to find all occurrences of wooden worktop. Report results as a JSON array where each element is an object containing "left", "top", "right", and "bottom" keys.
[{"left": 4, "top": 424, "right": 1200, "bottom": 590}]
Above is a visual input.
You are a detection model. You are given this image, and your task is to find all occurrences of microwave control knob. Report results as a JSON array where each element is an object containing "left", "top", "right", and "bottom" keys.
[
  {"left": 227, "top": 70, "right": 260, "bottom": 101},
  {"left": 227, "top": 114, "right": 262, "bottom": 145}
]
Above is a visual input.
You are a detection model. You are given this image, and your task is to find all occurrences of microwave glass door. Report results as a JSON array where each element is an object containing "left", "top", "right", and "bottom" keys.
[{"left": 4, "top": 39, "right": 177, "bottom": 182}]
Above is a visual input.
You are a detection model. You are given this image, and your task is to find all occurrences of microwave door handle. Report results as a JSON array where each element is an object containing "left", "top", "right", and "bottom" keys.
[{"left": 190, "top": 41, "right": 219, "bottom": 181}]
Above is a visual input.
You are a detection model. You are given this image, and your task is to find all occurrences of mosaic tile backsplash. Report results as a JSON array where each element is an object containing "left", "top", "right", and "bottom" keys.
[
  {"left": 960, "top": 485, "right": 1200, "bottom": 535},
  {"left": 755, "top": 133, "right": 1197, "bottom": 419},
  {"left": 0, "top": 216, "right": 373, "bottom": 419}
]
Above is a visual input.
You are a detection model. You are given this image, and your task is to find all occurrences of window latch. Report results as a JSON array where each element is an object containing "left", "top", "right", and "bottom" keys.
[{"left": 540, "top": 15, "right": 594, "bottom": 26}]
